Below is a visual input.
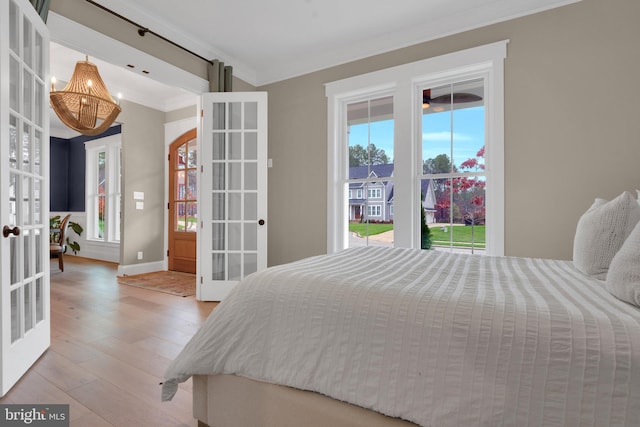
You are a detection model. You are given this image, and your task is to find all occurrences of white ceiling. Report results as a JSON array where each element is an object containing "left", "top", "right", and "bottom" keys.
[
  {"left": 87, "top": 0, "right": 581, "bottom": 86},
  {"left": 50, "top": 42, "right": 196, "bottom": 111},
  {"left": 49, "top": 0, "right": 581, "bottom": 137},
  {"left": 49, "top": 42, "right": 198, "bottom": 138}
]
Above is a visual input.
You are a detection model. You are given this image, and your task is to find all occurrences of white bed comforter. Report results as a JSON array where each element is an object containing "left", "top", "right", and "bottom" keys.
[{"left": 162, "top": 247, "right": 640, "bottom": 427}]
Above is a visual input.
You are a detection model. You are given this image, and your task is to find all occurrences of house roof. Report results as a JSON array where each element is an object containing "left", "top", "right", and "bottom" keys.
[
  {"left": 349, "top": 164, "right": 394, "bottom": 180},
  {"left": 348, "top": 164, "right": 434, "bottom": 206},
  {"left": 420, "top": 179, "right": 432, "bottom": 198}
]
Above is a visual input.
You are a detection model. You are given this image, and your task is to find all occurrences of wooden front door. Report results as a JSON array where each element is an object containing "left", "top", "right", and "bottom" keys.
[{"left": 168, "top": 129, "right": 197, "bottom": 273}]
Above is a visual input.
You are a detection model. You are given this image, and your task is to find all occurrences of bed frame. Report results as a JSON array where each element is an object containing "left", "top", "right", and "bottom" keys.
[{"left": 193, "top": 374, "right": 419, "bottom": 427}]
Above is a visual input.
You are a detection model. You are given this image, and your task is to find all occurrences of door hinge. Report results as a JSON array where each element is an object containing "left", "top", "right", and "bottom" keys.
[
  {"left": 201, "top": 109, "right": 204, "bottom": 117},
  {"left": 168, "top": 153, "right": 170, "bottom": 161},
  {"left": 201, "top": 165, "right": 203, "bottom": 173},
  {"left": 167, "top": 202, "right": 170, "bottom": 210},
  {"left": 200, "top": 276, "right": 203, "bottom": 284},
  {"left": 167, "top": 249, "right": 170, "bottom": 256}
]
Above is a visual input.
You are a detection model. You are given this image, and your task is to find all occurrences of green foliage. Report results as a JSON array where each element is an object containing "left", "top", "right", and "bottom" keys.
[
  {"left": 349, "top": 143, "right": 390, "bottom": 167},
  {"left": 50, "top": 215, "right": 84, "bottom": 254},
  {"left": 421, "top": 203, "right": 432, "bottom": 250},
  {"left": 423, "top": 153, "right": 455, "bottom": 174}
]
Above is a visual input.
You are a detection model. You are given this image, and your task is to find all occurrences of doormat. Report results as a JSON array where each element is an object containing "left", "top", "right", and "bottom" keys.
[{"left": 117, "top": 271, "right": 196, "bottom": 297}]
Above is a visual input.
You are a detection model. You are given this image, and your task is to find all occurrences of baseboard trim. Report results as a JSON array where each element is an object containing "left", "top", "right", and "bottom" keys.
[{"left": 118, "top": 261, "right": 165, "bottom": 276}]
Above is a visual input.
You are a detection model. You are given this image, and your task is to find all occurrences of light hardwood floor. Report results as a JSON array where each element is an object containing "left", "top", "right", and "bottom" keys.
[{"left": 0, "top": 256, "right": 218, "bottom": 427}]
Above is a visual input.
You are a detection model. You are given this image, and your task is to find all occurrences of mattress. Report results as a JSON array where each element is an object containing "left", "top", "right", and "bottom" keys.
[{"left": 163, "top": 246, "right": 640, "bottom": 426}]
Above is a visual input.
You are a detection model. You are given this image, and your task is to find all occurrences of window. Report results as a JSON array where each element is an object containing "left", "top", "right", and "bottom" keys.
[
  {"left": 368, "top": 188, "right": 382, "bottom": 199},
  {"left": 85, "top": 134, "right": 121, "bottom": 243},
  {"left": 345, "top": 95, "right": 394, "bottom": 247},
  {"left": 421, "top": 78, "right": 486, "bottom": 253},
  {"left": 368, "top": 205, "right": 381, "bottom": 217},
  {"left": 171, "top": 135, "right": 197, "bottom": 233},
  {"left": 326, "top": 41, "right": 507, "bottom": 255}
]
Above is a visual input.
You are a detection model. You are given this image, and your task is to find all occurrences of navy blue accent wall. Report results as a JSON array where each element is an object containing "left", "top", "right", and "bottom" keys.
[
  {"left": 49, "top": 125, "right": 121, "bottom": 211},
  {"left": 67, "top": 139, "right": 86, "bottom": 211},
  {"left": 50, "top": 137, "right": 70, "bottom": 211}
]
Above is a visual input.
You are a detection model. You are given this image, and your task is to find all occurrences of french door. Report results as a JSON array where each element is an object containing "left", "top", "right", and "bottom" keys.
[
  {"left": 199, "top": 92, "right": 267, "bottom": 301},
  {"left": 0, "top": 0, "right": 50, "bottom": 396}
]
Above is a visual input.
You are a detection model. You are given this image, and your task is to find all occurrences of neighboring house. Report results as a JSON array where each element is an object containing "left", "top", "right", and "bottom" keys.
[{"left": 348, "top": 164, "right": 436, "bottom": 223}]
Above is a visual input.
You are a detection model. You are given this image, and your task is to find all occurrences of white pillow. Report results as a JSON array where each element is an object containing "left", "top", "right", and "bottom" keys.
[
  {"left": 606, "top": 220, "right": 640, "bottom": 307},
  {"left": 573, "top": 191, "right": 640, "bottom": 279}
]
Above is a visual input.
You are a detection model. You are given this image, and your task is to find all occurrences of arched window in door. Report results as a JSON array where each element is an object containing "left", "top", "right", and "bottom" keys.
[{"left": 169, "top": 129, "right": 197, "bottom": 273}]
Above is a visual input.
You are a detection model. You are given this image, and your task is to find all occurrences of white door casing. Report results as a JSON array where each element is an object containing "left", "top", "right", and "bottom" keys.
[
  {"left": 0, "top": 0, "right": 50, "bottom": 396},
  {"left": 198, "top": 92, "right": 268, "bottom": 301}
]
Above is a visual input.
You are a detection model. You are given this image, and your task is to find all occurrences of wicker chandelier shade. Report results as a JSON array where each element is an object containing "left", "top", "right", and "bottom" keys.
[{"left": 50, "top": 57, "right": 121, "bottom": 136}]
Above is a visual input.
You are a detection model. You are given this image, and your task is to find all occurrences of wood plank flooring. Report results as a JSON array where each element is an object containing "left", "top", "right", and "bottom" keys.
[{"left": 0, "top": 256, "right": 218, "bottom": 427}]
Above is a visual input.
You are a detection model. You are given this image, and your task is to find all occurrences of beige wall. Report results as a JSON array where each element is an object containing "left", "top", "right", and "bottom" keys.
[
  {"left": 165, "top": 105, "right": 198, "bottom": 124},
  {"left": 52, "top": 0, "right": 640, "bottom": 267},
  {"left": 261, "top": 0, "right": 640, "bottom": 265},
  {"left": 116, "top": 100, "right": 166, "bottom": 266},
  {"left": 50, "top": 0, "right": 256, "bottom": 269},
  {"left": 50, "top": 0, "right": 207, "bottom": 80}
]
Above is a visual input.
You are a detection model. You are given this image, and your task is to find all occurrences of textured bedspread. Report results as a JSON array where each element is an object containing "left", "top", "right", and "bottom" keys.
[{"left": 162, "top": 247, "right": 640, "bottom": 426}]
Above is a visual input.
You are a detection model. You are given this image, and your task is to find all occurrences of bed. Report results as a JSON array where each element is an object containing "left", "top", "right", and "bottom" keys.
[{"left": 162, "top": 244, "right": 640, "bottom": 427}]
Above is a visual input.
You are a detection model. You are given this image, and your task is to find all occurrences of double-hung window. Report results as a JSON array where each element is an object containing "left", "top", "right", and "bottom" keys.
[
  {"left": 368, "top": 188, "right": 382, "bottom": 199},
  {"left": 85, "top": 134, "right": 121, "bottom": 243},
  {"left": 326, "top": 41, "right": 507, "bottom": 255}
]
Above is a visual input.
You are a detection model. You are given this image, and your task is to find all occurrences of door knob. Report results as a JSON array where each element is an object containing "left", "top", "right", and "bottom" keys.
[
  {"left": 3, "top": 225, "right": 20, "bottom": 238},
  {"left": 258, "top": 219, "right": 265, "bottom": 226}
]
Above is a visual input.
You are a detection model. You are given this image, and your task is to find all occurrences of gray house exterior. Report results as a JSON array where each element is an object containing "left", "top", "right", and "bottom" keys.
[{"left": 348, "top": 164, "right": 436, "bottom": 223}]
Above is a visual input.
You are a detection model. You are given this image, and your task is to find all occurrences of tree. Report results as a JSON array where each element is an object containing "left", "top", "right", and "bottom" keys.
[
  {"left": 457, "top": 146, "right": 486, "bottom": 223},
  {"left": 423, "top": 153, "right": 454, "bottom": 174},
  {"left": 420, "top": 198, "right": 432, "bottom": 250},
  {"left": 349, "top": 143, "right": 390, "bottom": 167}
]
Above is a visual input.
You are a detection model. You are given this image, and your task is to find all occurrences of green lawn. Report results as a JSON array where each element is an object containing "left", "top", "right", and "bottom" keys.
[
  {"left": 349, "top": 222, "right": 394, "bottom": 236},
  {"left": 350, "top": 222, "right": 485, "bottom": 248},
  {"left": 431, "top": 225, "right": 485, "bottom": 248}
]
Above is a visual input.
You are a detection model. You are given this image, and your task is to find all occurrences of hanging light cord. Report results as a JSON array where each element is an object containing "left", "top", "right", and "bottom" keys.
[{"left": 84, "top": 0, "right": 213, "bottom": 65}]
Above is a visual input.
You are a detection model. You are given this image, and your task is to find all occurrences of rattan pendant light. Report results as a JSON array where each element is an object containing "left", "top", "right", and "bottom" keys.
[{"left": 50, "top": 56, "right": 121, "bottom": 136}]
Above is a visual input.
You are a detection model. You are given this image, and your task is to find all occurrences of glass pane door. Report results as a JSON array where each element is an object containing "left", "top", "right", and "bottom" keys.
[
  {"left": 200, "top": 92, "right": 267, "bottom": 301},
  {"left": 211, "top": 101, "right": 259, "bottom": 280},
  {"left": 1, "top": 0, "right": 50, "bottom": 396},
  {"left": 169, "top": 129, "right": 197, "bottom": 274}
]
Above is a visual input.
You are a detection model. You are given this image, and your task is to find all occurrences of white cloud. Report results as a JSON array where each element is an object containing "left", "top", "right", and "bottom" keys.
[{"left": 422, "top": 131, "right": 473, "bottom": 142}]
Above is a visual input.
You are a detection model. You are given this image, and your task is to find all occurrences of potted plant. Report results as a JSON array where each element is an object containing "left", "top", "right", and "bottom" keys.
[{"left": 50, "top": 215, "right": 84, "bottom": 254}]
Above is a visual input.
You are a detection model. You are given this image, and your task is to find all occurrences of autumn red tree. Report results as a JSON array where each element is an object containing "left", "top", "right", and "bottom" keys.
[{"left": 434, "top": 146, "right": 485, "bottom": 223}]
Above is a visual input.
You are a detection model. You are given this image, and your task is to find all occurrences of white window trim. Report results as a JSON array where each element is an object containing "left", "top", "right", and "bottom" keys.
[
  {"left": 85, "top": 134, "right": 121, "bottom": 244},
  {"left": 368, "top": 205, "right": 382, "bottom": 217},
  {"left": 326, "top": 40, "right": 507, "bottom": 255}
]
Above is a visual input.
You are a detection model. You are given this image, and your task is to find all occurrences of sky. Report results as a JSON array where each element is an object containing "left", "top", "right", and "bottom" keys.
[{"left": 349, "top": 106, "right": 485, "bottom": 170}]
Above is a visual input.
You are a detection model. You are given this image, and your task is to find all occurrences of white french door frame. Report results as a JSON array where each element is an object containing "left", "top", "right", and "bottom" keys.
[
  {"left": 198, "top": 92, "right": 268, "bottom": 301},
  {"left": 0, "top": 0, "right": 50, "bottom": 396}
]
